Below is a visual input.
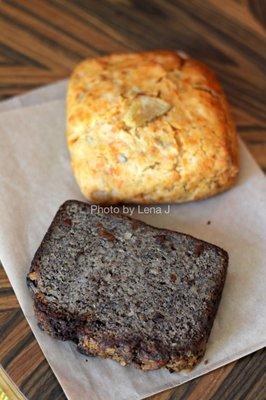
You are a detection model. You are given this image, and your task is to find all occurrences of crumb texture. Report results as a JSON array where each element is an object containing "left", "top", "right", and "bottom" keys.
[
  {"left": 28, "top": 200, "right": 228, "bottom": 371},
  {"left": 67, "top": 50, "right": 239, "bottom": 204}
]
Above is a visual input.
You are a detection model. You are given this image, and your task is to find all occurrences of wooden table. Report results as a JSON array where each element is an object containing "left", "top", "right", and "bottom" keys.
[{"left": 0, "top": 1, "right": 265, "bottom": 399}]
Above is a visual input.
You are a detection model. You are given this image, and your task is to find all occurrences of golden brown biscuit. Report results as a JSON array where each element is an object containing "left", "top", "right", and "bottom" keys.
[{"left": 67, "top": 51, "right": 239, "bottom": 204}]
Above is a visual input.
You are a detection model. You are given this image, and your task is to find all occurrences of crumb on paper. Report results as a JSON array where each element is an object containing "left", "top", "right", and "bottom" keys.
[{"left": 207, "top": 221, "right": 211, "bottom": 225}]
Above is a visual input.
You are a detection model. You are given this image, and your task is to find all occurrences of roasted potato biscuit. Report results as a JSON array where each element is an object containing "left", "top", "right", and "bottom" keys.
[{"left": 67, "top": 51, "right": 239, "bottom": 204}]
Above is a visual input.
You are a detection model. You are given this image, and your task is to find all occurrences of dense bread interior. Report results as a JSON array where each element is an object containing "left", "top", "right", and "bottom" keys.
[{"left": 28, "top": 200, "right": 228, "bottom": 371}]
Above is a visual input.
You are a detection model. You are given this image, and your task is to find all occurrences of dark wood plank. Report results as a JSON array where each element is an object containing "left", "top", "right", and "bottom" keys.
[{"left": 0, "top": 1, "right": 265, "bottom": 399}]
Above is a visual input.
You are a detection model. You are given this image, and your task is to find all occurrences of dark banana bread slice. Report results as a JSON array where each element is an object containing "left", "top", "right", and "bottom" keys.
[{"left": 27, "top": 200, "right": 228, "bottom": 372}]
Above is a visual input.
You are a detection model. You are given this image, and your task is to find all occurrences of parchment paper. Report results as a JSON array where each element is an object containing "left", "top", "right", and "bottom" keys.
[{"left": 0, "top": 92, "right": 265, "bottom": 400}]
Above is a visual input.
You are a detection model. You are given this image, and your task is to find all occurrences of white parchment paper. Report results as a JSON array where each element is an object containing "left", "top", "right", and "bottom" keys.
[{"left": 0, "top": 92, "right": 265, "bottom": 400}]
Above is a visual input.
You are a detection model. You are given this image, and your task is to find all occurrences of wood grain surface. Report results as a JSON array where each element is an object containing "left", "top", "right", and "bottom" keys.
[{"left": 0, "top": 1, "right": 265, "bottom": 399}]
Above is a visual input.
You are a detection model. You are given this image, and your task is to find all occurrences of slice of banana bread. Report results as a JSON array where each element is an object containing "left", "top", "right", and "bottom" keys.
[{"left": 27, "top": 200, "right": 228, "bottom": 372}]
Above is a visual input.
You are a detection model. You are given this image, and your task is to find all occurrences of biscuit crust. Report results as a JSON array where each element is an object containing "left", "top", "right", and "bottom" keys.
[{"left": 67, "top": 51, "right": 239, "bottom": 204}]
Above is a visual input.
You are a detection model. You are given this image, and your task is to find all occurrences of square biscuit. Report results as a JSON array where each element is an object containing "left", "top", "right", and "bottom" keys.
[{"left": 67, "top": 51, "right": 239, "bottom": 204}]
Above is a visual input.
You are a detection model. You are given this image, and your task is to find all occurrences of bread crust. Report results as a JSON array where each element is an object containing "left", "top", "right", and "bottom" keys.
[
  {"left": 67, "top": 51, "right": 239, "bottom": 204},
  {"left": 35, "top": 304, "right": 206, "bottom": 371}
]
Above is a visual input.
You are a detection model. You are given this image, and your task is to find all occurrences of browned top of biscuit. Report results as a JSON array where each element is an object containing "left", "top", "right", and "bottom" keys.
[{"left": 67, "top": 51, "right": 238, "bottom": 203}]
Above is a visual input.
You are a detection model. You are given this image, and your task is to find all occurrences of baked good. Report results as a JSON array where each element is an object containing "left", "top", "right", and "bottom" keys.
[
  {"left": 66, "top": 50, "right": 238, "bottom": 204},
  {"left": 27, "top": 200, "right": 228, "bottom": 372}
]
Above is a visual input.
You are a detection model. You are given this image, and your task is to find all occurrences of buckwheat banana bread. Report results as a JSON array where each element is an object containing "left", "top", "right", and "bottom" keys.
[
  {"left": 67, "top": 50, "right": 239, "bottom": 204},
  {"left": 27, "top": 200, "right": 228, "bottom": 372}
]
